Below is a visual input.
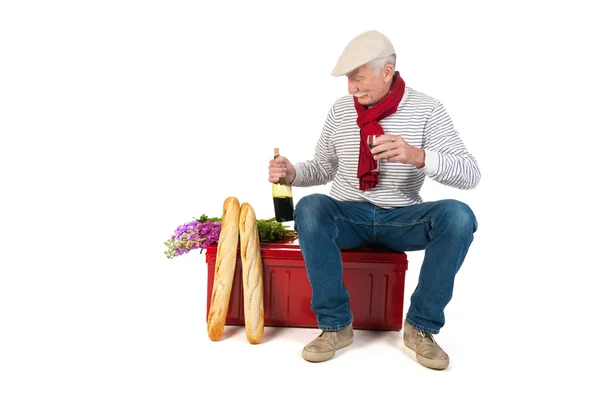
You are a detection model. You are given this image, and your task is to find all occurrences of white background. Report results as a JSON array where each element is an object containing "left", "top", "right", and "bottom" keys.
[{"left": 1, "top": 0, "right": 599, "bottom": 398}]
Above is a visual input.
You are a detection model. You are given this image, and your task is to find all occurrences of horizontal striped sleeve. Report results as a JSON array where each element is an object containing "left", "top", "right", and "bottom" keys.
[
  {"left": 292, "top": 105, "right": 339, "bottom": 187},
  {"left": 424, "top": 102, "right": 481, "bottom": 190}
]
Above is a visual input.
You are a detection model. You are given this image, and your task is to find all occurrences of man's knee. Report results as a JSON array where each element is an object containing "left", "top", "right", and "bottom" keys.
[
  {"left": 294, "top": 193, "right": 333, "bottom": 232},
  {"left": 438, "top": 199, "right": 478, "bottom": 233}
]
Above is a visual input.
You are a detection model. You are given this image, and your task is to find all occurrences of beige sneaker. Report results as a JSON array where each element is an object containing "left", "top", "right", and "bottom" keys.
[
  {"left": 403, "top": 321, "right": 450, "bottom": 370},
  {"left": 302, "top": 325, "right": 354, "bottom": 362}
]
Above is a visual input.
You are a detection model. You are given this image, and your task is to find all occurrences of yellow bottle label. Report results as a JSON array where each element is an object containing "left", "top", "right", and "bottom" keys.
[{"left": 272, "top": 183, "right": 292, "bottom": 198}]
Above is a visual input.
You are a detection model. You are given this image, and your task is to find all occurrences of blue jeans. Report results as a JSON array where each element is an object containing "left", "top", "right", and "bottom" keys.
[{"left": 293, "top": 194, "right": 478, "bottom": 334}]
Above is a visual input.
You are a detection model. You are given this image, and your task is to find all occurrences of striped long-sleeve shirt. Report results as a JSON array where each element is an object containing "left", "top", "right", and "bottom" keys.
[{"left": 292, "top": 87, "right": 481, "bottom": 208}]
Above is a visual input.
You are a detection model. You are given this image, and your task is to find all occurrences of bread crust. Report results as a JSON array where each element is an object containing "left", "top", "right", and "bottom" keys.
[
  {"left": 207, "top": 197, "right": 240, "bottom": 341},
  {"left": 238, "top": 203, "right": 265, "bottom": 344}
]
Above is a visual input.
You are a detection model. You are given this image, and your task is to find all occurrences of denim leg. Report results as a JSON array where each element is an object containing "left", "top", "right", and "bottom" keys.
[
  {"left": 293, "top": 193, "right": 373, "bottom": 331},
  {"left": 376, "top": 200, "right": 478, "bottom": 334}
]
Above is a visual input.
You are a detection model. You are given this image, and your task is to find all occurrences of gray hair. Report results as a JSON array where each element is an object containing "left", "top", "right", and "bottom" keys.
[{"left": 367, "top": 53, "right": 397, "bottom": 76}]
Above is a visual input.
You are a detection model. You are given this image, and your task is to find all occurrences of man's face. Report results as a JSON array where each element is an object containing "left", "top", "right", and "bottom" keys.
[{"left": 347, "top": 64, "right": 393, "bottom": 107}]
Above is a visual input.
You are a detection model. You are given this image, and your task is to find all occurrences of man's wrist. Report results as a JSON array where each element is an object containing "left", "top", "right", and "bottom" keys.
[
  {"left": 413, "top": 148, "right": 426, "bottom": 169},
  {"left": 290, "top": 164, "right": 302, "bottom": 185}
]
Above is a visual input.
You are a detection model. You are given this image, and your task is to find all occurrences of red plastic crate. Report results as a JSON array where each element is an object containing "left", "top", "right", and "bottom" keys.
[{"left": 205, "top": 239, "right": 408, "bottom": 330}]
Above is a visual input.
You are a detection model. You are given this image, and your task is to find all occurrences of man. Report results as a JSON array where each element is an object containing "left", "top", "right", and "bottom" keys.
[{"left": 267, "top": 30, "right": 480, "bottom": 370}]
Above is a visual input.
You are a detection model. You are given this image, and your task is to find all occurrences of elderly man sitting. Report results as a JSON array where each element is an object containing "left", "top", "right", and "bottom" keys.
[{"left": 268, "top": 30, "right": 480, "bottom": 370}]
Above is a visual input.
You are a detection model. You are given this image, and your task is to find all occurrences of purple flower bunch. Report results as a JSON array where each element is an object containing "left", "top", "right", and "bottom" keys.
[{"left": 164, "top": 219, "right": 221, "bottom": 259}]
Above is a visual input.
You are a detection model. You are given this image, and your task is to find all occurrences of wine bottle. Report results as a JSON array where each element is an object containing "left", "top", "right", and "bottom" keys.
[{"left": 272, "top": 148, "right": 294, "bottom": 223}]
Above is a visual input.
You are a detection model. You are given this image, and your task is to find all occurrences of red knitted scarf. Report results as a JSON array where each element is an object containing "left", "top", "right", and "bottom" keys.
[{"left": 354, "top": 71, "right": 405, "bottom": 190}]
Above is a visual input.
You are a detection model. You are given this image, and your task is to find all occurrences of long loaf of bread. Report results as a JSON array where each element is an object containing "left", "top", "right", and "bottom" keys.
[
  {"left": 238, "top": 203, "right": 265, "bottom": 344},
  {"left": 207, "top": 196, "right": 240, "bottom": 341}
]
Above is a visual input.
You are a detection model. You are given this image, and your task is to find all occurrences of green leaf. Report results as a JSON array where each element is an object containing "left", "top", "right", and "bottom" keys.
[
  {"left": 195, "top": 214, "right": 221, "bottom": 223},
  {"left": 255, "top": 218, "right": 296, "bottom": 243}
]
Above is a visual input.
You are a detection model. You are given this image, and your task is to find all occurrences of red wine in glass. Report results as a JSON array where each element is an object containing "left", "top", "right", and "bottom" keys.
[{"left": 367, "top": 135, "right": 381, "bottom": 172}]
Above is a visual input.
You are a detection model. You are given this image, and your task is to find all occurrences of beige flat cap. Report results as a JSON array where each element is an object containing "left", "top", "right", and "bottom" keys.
[{"left": 331, "top": 30, "right": 395, "bottom": 76}]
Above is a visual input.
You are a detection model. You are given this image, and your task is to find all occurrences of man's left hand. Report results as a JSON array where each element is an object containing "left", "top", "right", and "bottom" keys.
[{"left": 371, "top": 134, "right": 425, "bottom": 168}]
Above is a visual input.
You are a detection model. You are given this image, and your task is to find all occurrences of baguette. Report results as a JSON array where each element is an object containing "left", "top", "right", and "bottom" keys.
[
  {"left": 207, "top": 196, "right": 240, "bottom": 341},
  {"left": 238, "top": 203, "right": 265, "bottom": 344}
]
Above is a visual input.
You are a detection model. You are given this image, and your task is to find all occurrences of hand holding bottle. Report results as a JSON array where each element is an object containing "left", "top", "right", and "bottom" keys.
[
  {"left": 270, "top": 148, "right": 295, "bottom": 223},
  {"left": 268, "top": 154, "right": 296, "bottom": 184}
]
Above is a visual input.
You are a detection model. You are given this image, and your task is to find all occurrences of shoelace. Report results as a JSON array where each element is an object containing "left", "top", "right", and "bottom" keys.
[{"left": 417, "top": 329, "right": 437, "bottom": 343}]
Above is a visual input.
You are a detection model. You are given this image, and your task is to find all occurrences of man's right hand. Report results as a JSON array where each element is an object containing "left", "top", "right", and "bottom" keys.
[{"left": 269, "top": 156, "right": 296, "bottom": 184}]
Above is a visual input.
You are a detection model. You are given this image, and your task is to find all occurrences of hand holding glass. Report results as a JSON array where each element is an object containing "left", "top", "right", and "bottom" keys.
[{"left": 367, "top": 135, "right": 381, "bottom": 172}]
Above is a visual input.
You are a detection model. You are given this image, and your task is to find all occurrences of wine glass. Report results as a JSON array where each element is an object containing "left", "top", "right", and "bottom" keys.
[{"left": 367, "top": 135, "right": 380, "bottom": 173}]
